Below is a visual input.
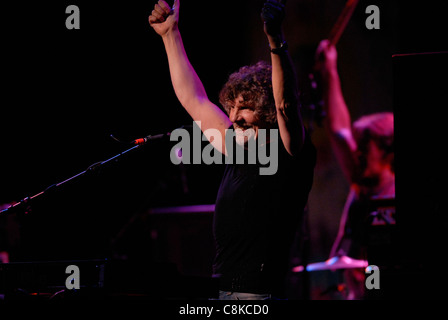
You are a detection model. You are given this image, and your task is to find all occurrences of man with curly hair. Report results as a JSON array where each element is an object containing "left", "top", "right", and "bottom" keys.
[{"left": 149, "top": 0, "right": 315, "bottom": 299}]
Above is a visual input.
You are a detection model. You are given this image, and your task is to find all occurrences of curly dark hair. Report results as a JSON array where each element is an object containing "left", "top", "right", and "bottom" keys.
[{"left": 219, "top": 61, "right": 277, "bottom": 126}]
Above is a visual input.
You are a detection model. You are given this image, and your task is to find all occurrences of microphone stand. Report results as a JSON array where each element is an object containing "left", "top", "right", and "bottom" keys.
[{"left": 0, "top": 131, "right": 170, "bottom": 216}]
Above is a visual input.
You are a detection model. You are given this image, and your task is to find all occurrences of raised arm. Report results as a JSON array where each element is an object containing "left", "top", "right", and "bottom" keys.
[
  {"left": 149, "top": 0, "right": 231, "bottom": 153},
  {"left": 261, "top": 0, "right": 304, "bottom": 156},
  {"left": 315, "top": 40, "right": 357, "bottom": 182}
]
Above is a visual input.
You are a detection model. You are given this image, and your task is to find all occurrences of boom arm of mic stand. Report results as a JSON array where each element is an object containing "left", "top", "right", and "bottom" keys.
[{"left": 0, "top": 143, "right": 145, "bottom": 216}]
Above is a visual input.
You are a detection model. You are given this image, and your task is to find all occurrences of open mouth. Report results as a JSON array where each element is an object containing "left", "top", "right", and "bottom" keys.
[
  {"left": 234, "top": 127, "right": 256, "bottom": 146},
  {"left": 234, "top": 124, "right": 252, "bottom": 130}
]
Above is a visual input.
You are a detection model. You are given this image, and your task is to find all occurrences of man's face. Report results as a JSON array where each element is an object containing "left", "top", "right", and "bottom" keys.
[
  {"left": 357, "top": 139, "right": 389, "bottom": 184},
  {"left": 228, "top": 95, "right": 265, "bottom": 146}
]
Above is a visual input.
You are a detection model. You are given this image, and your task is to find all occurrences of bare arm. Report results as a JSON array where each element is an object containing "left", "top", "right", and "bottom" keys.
[
  {"left": 262, "top": 0, "right": 304, "bottom": 156},
  {"left": 149, "top": 0, "right": 231, "bottom": 153},
  {"left": 316, "top": 40, "right": 357, "bottom": 182}
]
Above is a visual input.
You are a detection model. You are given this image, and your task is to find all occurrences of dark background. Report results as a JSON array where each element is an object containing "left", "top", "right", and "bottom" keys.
[{"left": 1, "top": 0, "right": 446, "bottom": 299}]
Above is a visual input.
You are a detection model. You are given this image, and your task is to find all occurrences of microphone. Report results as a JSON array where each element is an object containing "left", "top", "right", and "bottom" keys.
[
  {"left": 131, "top": 124, "right": 193, "bottom": 145},
  {"left": 111, "top": 124, "right": 189, "bottom": 146},
  {"left": 132, "top": 132, "right": 171, "bottom": 145}
]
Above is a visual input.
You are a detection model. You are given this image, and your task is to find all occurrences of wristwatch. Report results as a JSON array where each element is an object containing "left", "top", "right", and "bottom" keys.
[{"left": 270, "top": 41, "right": 288, "bottom": 54}]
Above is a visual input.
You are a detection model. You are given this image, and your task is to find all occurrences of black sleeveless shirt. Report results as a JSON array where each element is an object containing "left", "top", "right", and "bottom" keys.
[{"left": 212, "top": 133, "right": 315, "bottom": 296}]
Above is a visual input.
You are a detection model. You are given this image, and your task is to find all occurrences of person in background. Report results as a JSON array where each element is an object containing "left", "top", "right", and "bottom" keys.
[{"left": 315, "top": 39, "right": 394, "bottom": 299}]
